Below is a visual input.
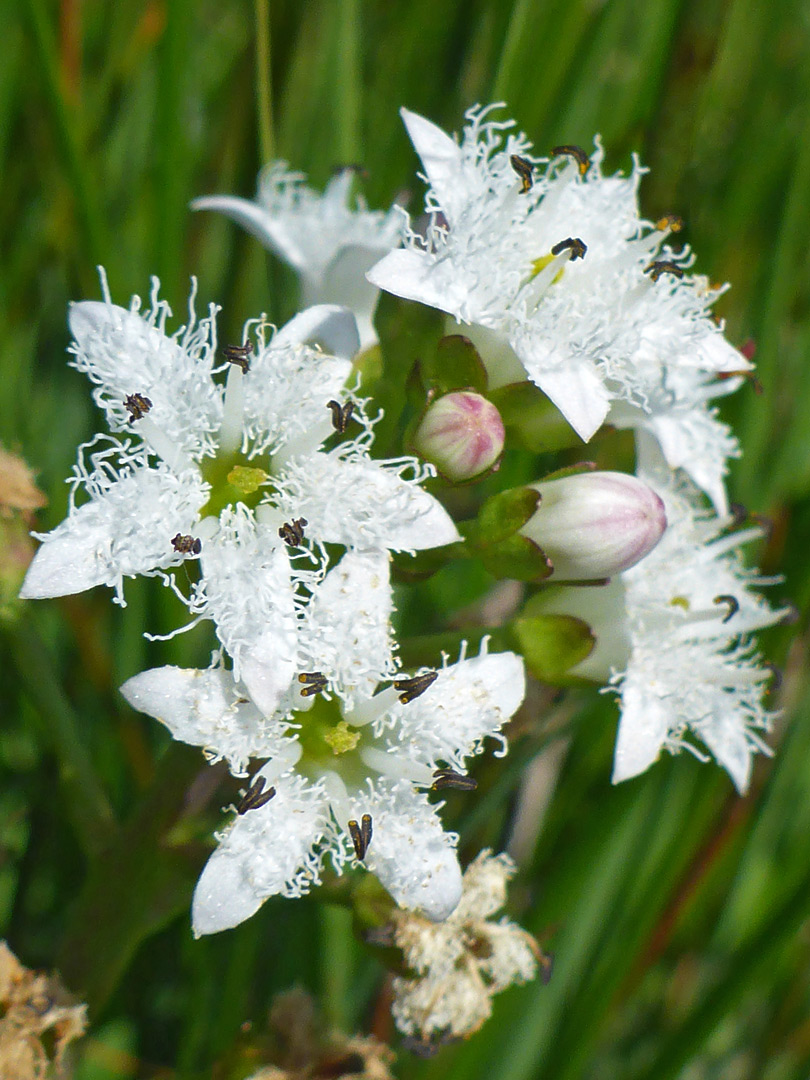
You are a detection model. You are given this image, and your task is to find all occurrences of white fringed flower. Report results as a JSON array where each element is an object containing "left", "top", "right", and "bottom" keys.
[
  {"left": 390, "top": 850, "right": 540, "bottom": 1042},
  {"left": 121, "top": 553, "right": 526, "bottom": 933},
  {"left": 535, "top": 446, "right": 785, "bottom": 793},
  {"left": 368, "top": 106, "right": 752, "bottom": 513},
  {"left": 192, "top": 164, "right": 404, "bottom": 350},
  {"left": 20, "top": 275, "right": 459, "bottom": 714}
]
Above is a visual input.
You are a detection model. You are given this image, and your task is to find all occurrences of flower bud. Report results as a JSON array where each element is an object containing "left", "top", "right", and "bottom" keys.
[
  {"left": 412, "top": 391, "right": 504, "bottom": 483},
  {"left": 520, "top": 471, "right": 666, "bottom": 580}
]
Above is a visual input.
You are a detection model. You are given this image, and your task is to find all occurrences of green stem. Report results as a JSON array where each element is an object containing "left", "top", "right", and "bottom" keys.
[
  {"left": 255, "top": 0, "right": 274, "bottom": 164},
  {"left": 6, "top": 614, "right": 116, "bottom": 858},
  {"left": 335, "top": 0, "right": 361, "bottom": 163},
  {"left": 319, "top": 903, "right": 355, "bottom": 1030}
]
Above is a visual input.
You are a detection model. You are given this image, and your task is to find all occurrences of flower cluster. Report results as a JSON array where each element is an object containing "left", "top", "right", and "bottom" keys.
[{"left": 18, "top": 102, "right": 786, "bottom": 1045}]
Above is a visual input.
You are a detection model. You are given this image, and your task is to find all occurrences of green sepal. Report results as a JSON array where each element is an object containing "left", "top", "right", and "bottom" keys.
[
  {"left": 476, "top": 533, "right": 554, "bottom": 582},
  {"left": 509, "top": 613, "right": 596, "bottom": 681},
  {"left": 488, "top": 380, "right": 581, "bottom": 452},
  {"left": 538, "top": 461, "right": 598, "bottom": 482},
  {"left": 471, "top": 486, "right": 540, "bottom": 544},
  {"left": 392, "top": 540, "right": 468, "bottom": 582},
  {"left": 423, "top": 334, "right": 488, "bottom": 394}
]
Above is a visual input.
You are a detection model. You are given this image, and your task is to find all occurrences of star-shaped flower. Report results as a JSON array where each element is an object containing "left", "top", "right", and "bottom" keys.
[
  {"left": 121, "top": 552, "right": 526, "bottom": 931},
  {"left": 20, "top": 276, "right": 459, "bottom": 713},
  {"left": 192, "top": 164, "right": 404, "bottom": 350},
  {"left": 535, "top": 442, "right": 786, "bottom": 793},
  {"left": 368, "top": 106, "right": 753, "bottom": 513}
]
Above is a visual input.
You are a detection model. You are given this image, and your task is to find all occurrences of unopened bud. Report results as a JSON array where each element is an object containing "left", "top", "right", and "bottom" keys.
[
  {"left": 521, "top": 471, "right": 666, "bottom": 580},
  {"left": 412, "top": 391, "right": 504, "bottom": 483}
]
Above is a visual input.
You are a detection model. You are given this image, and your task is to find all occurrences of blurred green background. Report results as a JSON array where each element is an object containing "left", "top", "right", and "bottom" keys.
[{"left": 2, "top": 0, "right": 810, "bottom": 1076}]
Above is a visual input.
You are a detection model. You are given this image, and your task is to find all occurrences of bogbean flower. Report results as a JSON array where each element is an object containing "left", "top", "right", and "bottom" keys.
[
  {"left": 20, "top": 276, "right": 458, "bottom": 714},
  {"left": 389, "top": 850, "right": 541, "bottom": 1043},
  {"left": 121, "top": 552, "right": 526, "bottom": 932},
  {"left": 192, "top": 164, "right": 404, "bottom": 350},
  {"left": 534, "top": 446, "right": 786, "bottom": 793},
  {"left": 368, "top": 106, "right": 753, "bottom": 513}
]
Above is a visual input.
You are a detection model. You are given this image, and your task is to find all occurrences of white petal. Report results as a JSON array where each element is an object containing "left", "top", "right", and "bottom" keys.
[
  {"left": 301, "top": 551, "right": 395, "bottom": 699},
  {"left": 20, "top": 465, "right": 203, "bottom": 601},
  {"left": 272, "top": 305, "right": 360, "bottom": 360},
  {"left": 191, "top": 773, "right": 329, "bottom": 935},
  {"left": 120, "top": 664, "right": 274, "bottom": 773},
  {"left": 363, "top": 781, "right": 463, "bottom": 921},
  {"left": 190, "top": 195, "right": 308, "bottom": 271},
  {"left": 611, "top": 679, "right": 669, "bottom": 784},
  {"left": 310, "top": 244, "right": 391, "bottom": 350},
  {"left": 199, "top": 516, "right": 298, "bottom": 715},
  {"left": 390, "top": 647, "right": 525, "bottom": 771},
  {"left": 366, "top": 248, "right": 469, "bottom": 319},
  {"left": 69, "top": 297, "right": 221, "bottom": 457},
  {"left": 698, "top": 712, "right": 754, "bottom": 795},
  {"left": 400, "top": 108, "right": 464, "bottom": 226},
  {"left": 511, "top": 342, "right": 609, "bottom": 442},
  {"left": 278, "top": 453, "right": 460, "bottom": 552}
]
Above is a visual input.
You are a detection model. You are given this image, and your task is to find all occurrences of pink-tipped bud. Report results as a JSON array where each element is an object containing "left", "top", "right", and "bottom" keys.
[
  {"left": 412, "top": 391, "right": 505, "bottom": 483},
  {"left": 521, "top": 471, "right": 667, "bottom": 580}
]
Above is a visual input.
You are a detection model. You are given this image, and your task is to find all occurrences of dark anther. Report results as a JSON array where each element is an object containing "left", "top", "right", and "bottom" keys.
[
  {"left": 764, "top": 663, "right": 783, "bottom": 694},
  {"left": 278, "top": 517, "right": 308, "bottom": 546},
  {"left": 327, "top": 399, "right": 355, "bottom": 433},
  {"left": 551, "top": 144, "right": 590, "bottom": 176},
  {"left": 717, "top": 369, "right": 764, "bottom": 395},
  {"left": 237, "top": 775, "right": 276, "bottom": 815},
  {"left": 362, "top": 923, "right": 397, "bottom": 948},
  {"left": 713, "top": 595, "right": 740, "bottom": 623},
  {"left": 510, "top": 154, "right": 534, "bottom": 193},
  {"left": 223, "top": 341, "right": 253, "bottom": 373},
  {"left": 780, "top": 602, "right": 800, "bottom": 626},
  {"left": 655, "top": 214, "right": 683, "bottom": 233},
  {"left": 551, "top": 237, "right": 587, "bottom": 261},
  {"left": 402, "top": 1031, "right": 457, "bottom": 1057},
  {"left": 645, "top": 260, "right": 685, "bottom": 283},
  {"left": 432, "top": 768, "right": 478, "bottom": 792},
  {"left": 123, "top": 392, "right": 152, "bottom": 423},
  {"left": 730, "top": 502, "right": 749, "bottom": 526},
  {"left": 348, "top": 813, "right": 373, "bottom": 860},
  {"left": 298, "top": 671, "right": 328, "bottom": 697},
  {"left": 171, "top": 533, "right": 202, "bottom": 555},
  {"left": 539, "top": 951, "right": 555, "bottom": 985},
  {"left": 332, "top": 163, "right": 369, "bottom": 180},
  {"left": 393, "top": 670, "right": 438, "bottom": 704}
]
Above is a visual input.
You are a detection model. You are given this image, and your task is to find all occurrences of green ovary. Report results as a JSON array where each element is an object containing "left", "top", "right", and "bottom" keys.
[
  {"left": 199, "top": 451, "right": 273, "bottom": 517},
  {"left": 294, "top": 696, "right": 370, "bottom": 787}
]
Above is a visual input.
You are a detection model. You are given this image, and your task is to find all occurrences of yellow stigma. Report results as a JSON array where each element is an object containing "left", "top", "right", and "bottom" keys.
[
  {"left": 323, "top": 721, "right": 360, "bottom": 755},
  {"left": 670, "top": 596, "right": 690, "bottom": 610},
  {"left": 530, "top": 253, "right": 565, "bottom": 283},
  {"left": 227, "top": 465, "right": 269, "bottom": 495}
]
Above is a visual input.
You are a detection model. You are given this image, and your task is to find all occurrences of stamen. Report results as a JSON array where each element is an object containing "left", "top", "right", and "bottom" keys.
[
  {"left": 348, "top": 813, "right": 373, "bottom": 860},
  {"left": 645, "top": 260, "right": 685, "bottom": 283},
  {"left": 655, "top": 214, "right": 683, "bottom": 233},
  {"left": 550, "top": 237, "right": 587, "bottom": 261},
  {"left": 298, "top": 671, "right": 328, "bottom": 697},
  {"left": 550, "top": 144, "right": 590, "bottom": 176},
  {"left": 717, "top": 370, "right": 764, "bottom": 395},
  {"left": 223, "top": 341, "right": 253, "bottom": 373},
  {"left": 713, "top": 595, "right": 740, "bottom": 623},
  {"left": 278, "top": 517, "right": 308, "bottom": 547},
  {"left": 393, "top": 670, "right": 438, "bottom": 704},
  {"left": 510, "top": 154, "right": 534, "bottom": 193},
  {"left": 432, "top": 768, "right": 478, "bottom": 792},
  {"left": 171, "top": 533, "right": 202, "bottom": 555},
  {"left": 764, "top": 662, "right": 783, "bottom": 693},
  {"left": 124, "top": 392, "right": 152, "bottom": 423},
  {"left": 327, "top": 399, "right": 355, "bottom": 434},
  {"left": 237, "top": 775, "right": 276, "bottom": 815}
]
